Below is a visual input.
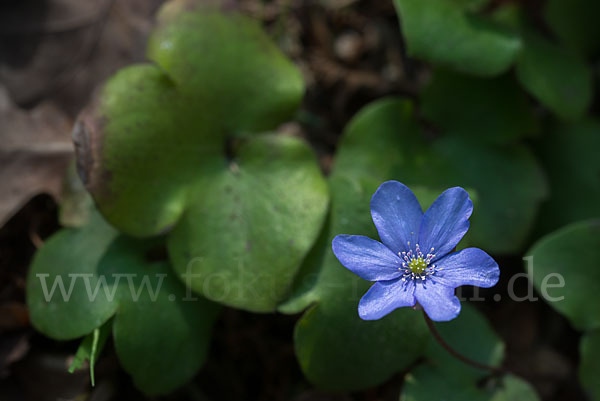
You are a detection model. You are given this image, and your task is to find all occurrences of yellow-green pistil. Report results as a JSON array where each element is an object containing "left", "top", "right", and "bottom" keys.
[
  {"left": 409, "top": 257, "right": 428, "bottom": 274},
  {"left": 399, "top": 242, "right": 439, "bottom": 281}
]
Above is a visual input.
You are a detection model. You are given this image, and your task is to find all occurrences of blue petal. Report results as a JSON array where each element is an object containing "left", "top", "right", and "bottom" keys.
[
  {"left": 370, "top": 181, "right": 423, "bottom": 255},
  {"left": 358, "top": 278, "right": 416, "bottom": 320},
  {"left": 435, "top": 248, "right": 500, "bottom": 289},
  {"left": 332, "top": 235, "right": 403, "bottom": 281},
  {"left": 418, "top": 187, "right": 473, "bottom": 261},
  {"left": 415, "top": 282, "right": 461, "bottom": 322}
]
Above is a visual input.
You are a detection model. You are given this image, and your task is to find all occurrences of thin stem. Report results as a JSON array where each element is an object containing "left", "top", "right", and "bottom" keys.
[{"left": 423, "top": 311, "right": 505, "bottom": 375}]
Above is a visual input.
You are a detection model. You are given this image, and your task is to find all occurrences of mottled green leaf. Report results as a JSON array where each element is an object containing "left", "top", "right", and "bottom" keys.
[
  {"left": 27, "top": 212, "right": 219, "bottom": 395},
  {"left": 535, "top": 120, "right": 600, "bottom": 235},
  {"left": 73, "top": 8, "right": 328, "bottom": 312},
  {"left": 394, "top": 0, "right": 521, "bottom": 76},
  {"left": 580, "top": 330, "right": 600, "bottom": 401},
  {"left": 526, "top": 220, "right": 600, "bottom": 331},
  {"left": 516, "top": 31, "right": 592, "bottom": 120}
]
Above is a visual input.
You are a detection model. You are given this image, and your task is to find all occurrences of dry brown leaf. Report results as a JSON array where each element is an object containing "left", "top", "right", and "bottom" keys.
[{"left": 0, "top": 86, "right": 73, "bottom": 227}]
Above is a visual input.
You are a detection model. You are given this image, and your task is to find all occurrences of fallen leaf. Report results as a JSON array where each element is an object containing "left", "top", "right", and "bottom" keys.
[{"left": 0, "top": 86, "right": 73, "bottom": 227}]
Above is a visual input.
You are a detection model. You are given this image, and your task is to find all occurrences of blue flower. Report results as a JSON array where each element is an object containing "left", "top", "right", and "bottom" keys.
[{"left": 332, "top": 181, "right": 500, "bottom": 322}]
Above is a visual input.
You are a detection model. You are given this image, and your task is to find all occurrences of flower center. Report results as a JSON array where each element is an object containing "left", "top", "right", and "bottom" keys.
[
  {"left": 409, "top": 257, "right": 427, "bottom": 274},
  {"left": 398, "top": 242, "right": 438, "bottom": 281}
]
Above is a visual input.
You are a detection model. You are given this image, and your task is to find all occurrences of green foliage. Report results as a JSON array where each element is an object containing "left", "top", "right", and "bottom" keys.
[
  {"left": 282, "top": 101, "right": 430, "bottom": 391},
  {"left": 401, "top": 367, "right": 540, "bottom": 401},
  {"left": 283, "top": 98, "right": 542, "bottom": 390},
  {"left": 68, "top": 321, "right": 111, "bottom": 386},
  {"left": 425, "top": 304, "right": 504, "bottom": 380},
  {"left": 317, "top": 98, "right": 546, "bottom": 255},
  {"left": 394, "top": 0, "right": 521, "bottom": 76},
  {"left": 526, "top": 220, "right": 600, "bottom": 331},
  {"left": 74, "top": 8, "right": 328, "bottom": 312},
  {"left": 26, "top": 211, "right": 219, "bottom": 395},
  {"left": 544, "top": 0, "right": 600, "bottom": 56},
  {"left": 515, "top": 31, "right": 592, "bottom": 121},
  {"left": 421, "top": 69, "right": 538, "bottom": 144},
  {"left": 535, "top": 120, "right": 600, "bottom": 235}
]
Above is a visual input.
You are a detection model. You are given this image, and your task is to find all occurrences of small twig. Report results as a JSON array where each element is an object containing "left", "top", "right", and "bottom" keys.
[{"left": 423, "top": 311, "right": 505, "bottom": 375}]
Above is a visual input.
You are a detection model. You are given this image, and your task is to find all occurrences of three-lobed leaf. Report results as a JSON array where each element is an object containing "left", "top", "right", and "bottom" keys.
[
  {"left": 27, "top": 212, "right": 219, "bottom": 395},
  {"left": 73, "top": 8, "right": 328, "bottom": 312}
]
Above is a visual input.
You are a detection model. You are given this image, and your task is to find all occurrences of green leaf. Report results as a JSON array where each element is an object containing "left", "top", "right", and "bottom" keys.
[
  {"left": 147, "top": 8, "right": 304, "bottom": 134},
  {"left": 26, "top": 211, "right": 220, "bottom": 395},
  {"left": 394, "top": 0, "right": 521, "bottom": 76},
  {"left": 526, "top": 220, "right": 600, "bottom": 331},
  {"left": 489, "top": 375, "right": 540, "bottom": 401},
  {"left": 401, "top": 365, "right": 489, "bottom": 401},
  {"left": 425, "top": 304, "right": 504, "bottom": 381},
  {"left": 73, "top": 8, "right": 328, "bottom": 312},
  {"left": 515, "top": 31, "right": 592, "bottom": 120},
  {"left": 421, "top": 69, "right": 538, "bottom": 144},
  {"left": 27, "top": 212, "right": 120, "bottom": 340},
  {"left": 544, "top": 0, "right": 600, "bottom": 57},
  {"left": 535, "top": 120, "right": 600, "bottom": 235},
  {"left": 401, "top": 366, "right": 540, "bottom": 401},
  {"left": 430, "top": 136, "right": 547, "bottom": 254},
  {"left": 69, "top": 320, "right": 112, "bottom": 387},
  {"left": 167, "top": 135, "right": 328, "bottom": 312},
  {"left": 580, "top": 330, "right": 600, "bottom": 401}
]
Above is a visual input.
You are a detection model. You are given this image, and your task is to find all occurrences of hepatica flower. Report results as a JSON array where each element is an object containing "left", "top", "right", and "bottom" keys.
[{"left": 332, "top": 181, "right": 500, "bottom": 322}]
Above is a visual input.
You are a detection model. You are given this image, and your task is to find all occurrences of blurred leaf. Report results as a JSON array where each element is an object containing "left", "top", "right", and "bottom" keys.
[
  {"left": 544, "top": 0, "right": 600, "bottom": 57},
  {"left": 74, "top": 9, "right": 328, "bottom": 312},
  {"left": 0, "top": 87, "right": 72, "bottom": 228},
  {"left": 535, "top": 120, "right": 600, "bottom": 235},
  {"left": 489, "top": 374, "right": 540, "bottom": 401},
  {"left": 515, "top": 31, "right": 592, "bottom": 120},
  {"left": 401, "top": 366, "right": 540, "bottom": 401},
  {"left": 421, "top": 69, "right": 538, "bottom": 144},
  {"left": 333, "top": 97, "right": 546, "bottom": 254},
  {"left": 27, "top": 212, "right": 119, "bottom": 339},
  {"left": 580, "top": 330, "right": 600, "bottom": 401},
  {"left": 68, "top": 320, "right": 111, "bottom": 386},
  {"left": 526, "top": 220, "right": 600, "bottom": 331},
  {"left": 26, "top": 211, "right": 219, "bottom": 395},
  {"left": 431, "top": 136, "right": 547, "bottom": 254},
  {"left": 394, "top": 0, "right": 521, "bottom": 76},
  {"left": 425, "top": 304, "right": 504, "bottom": 381},
  {"left": 401, "top": 365, "right": 487, "bottom": 401}
]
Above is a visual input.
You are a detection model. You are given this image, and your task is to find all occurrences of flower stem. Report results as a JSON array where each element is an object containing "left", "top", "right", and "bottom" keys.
[{"left": 422, "top": 311, "right": 505, "bottom": 375}]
